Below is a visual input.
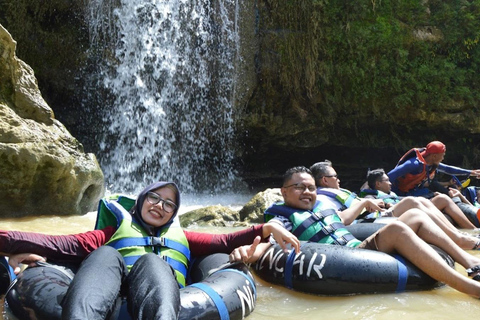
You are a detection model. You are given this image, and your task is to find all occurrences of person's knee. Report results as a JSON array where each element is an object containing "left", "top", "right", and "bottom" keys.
[
  {"left": 417, "top": 197, "right": 430, "bottom": 205},
  {"left": 381, "top": 221, "right": 412, "bottom": 238},
  {"left": 134, "top": 253, "right": 160, "bottom": 268},
  {"left": 402, "top": 196, "right": 421, "bottom": 208},
  {"left": 431, "top": 194, "right": 450, "bottom": 208},
  {"left": 85, "top": 245, "right": 122, "bottom": 263},
  {"left": 128, "top": 254, "right": 179, "bottom": 297},
  {"left": 95, "top": 246, "right": 123, "bottom": 262},
  {"left": 403, "top": 196, "right": 416, "bottom": 202},
  {"left": 434, "top": 194, "right": 450, "bottom": 202},
  {"left": 132, "top": 253, "right": 174, "bottom": 276},
  {"left": 404, "top": 208, "right": 425, "bottom": 218},
  {"left": 97, "top": 245, "right": 119, "bottom": 255},
  {"left": 397, "top": 208, "right": 427, "bottom": 229},
  {"left": 83, "top": 246, "right": 127, "bottom": 276}
]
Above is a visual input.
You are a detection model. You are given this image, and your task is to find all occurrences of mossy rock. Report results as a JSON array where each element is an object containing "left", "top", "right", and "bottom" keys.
[
  {"left": 179, "top": 205, "right": 240, "bottom": 228},
  {"left": 238, "top": 188, "right": 283, "bottom": 224}
]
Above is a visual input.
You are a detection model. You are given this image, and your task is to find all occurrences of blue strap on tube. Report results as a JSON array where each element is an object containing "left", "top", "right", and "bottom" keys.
[
  {"left": 190, "top": 283, "right": 229, "bottom": 320},
  {"left": 394, "top": 254, "right": 408, "bottom": 292},
  {"left": 284, "top": 249, "right": 296, "bottom": 289}
]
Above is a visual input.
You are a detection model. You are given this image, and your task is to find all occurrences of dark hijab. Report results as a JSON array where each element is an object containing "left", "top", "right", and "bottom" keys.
[{"left": 130, "top": 181, "right": 181, "bottom": 235}]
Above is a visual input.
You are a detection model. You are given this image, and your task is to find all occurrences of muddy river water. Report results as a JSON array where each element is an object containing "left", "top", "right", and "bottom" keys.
[{"left": 1, "top": 212, "right": 480, "bottom": 320}]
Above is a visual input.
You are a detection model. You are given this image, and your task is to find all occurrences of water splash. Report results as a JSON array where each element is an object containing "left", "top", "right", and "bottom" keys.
[{"left": 86, "top": 0, "right": 240, "bottom": 194}]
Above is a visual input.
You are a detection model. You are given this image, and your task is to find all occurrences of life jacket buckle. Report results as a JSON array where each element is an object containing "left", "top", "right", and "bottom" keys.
[
  {"left": 150, "top": 236, "right": 165, "bottom": 246},
  {"left": 337, "top": 237, "right": 348, "bottom": 246},
  {"left": 312, "top": 211, "right": 323, "bottom": 220},
  {"left": 323, "top": 225, "right": 334, "bottom": 234}
]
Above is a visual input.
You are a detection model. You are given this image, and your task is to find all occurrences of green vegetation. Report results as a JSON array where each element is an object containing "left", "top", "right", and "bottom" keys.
[
  {"left": 248, "top": 0, "right": 480, "bottom": 150},
  {"left": 1, "top": 0, "right": 479, "bottom": 181}
]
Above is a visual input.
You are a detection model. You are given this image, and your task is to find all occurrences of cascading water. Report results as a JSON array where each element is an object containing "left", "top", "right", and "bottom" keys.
[{"left": 85, "top": 0, "right": 241, "bottom": 195}]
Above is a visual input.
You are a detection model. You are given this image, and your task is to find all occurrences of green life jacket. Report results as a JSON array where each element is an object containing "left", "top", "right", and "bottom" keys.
[
  {"left": 358, "top": 189, "right": 400, "bottom": 206},
  {"left": 95, "top": 195, "right": 190, "bottom": 287},
  {"left": 264, "top": 201, "right": 361, "bottom": 247},
  {"left": 316, "top": 187, "right": 358, "bottom": 210}
]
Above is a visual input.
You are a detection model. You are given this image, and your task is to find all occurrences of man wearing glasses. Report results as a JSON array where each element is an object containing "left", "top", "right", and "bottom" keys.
[
  {"left": 310, "top": 160, "right": 386, "bottom": 225},
  {"left": 310, "top": 160, "right": 478, "bottom": 232},
  {"left": 262, "top": 166, "right": 480, "bottom": 298},
  {"left": 359, "top": 168, "right": 480, "bottom": 249}
]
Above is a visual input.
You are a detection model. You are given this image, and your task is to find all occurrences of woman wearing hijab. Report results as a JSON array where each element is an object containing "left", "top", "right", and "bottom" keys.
[{"left": 0, "top": 181, "right": 299, "bottom": 320}]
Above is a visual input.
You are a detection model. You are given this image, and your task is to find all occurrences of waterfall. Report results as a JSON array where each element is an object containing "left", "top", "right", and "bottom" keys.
[{"left": 85, "top": 0, "right": 240, "bottom": 195}]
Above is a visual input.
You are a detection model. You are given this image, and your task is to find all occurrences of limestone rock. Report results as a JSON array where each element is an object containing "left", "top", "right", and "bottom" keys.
[
  {"left": 239, "top": 188, "right": 283, "bottom": 223},
  {"left": 180, "top": 205, "right": 240, "bottom": 227},
  {"left": 179, "top": 189, "right": 283, "bottom": 227},
  {"left": 0, "top": 26, "right": 52, "bottom": 125},
  {"left": 0, "top": 25, "right": 104, "bottom": 217}
]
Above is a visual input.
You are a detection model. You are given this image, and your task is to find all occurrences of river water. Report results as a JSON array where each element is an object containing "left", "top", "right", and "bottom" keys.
[{"left": 2, "top": 195, "right": 480, "bottom": 319}]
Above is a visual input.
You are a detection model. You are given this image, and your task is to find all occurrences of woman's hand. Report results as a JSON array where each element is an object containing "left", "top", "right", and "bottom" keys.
[
  {"left": 262, "top": 221, "right": 300, "bottom": 254},
  {"left": 229, "top": 236, "right": 262, "bottom": 263},
  {"left": 8, "top": 253, "right": 46, "bottom": 274}
]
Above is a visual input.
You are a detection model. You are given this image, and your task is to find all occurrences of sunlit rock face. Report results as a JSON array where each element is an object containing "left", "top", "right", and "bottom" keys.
[{"left": 0, "top": 25, "right": 104, "bottom": 217}]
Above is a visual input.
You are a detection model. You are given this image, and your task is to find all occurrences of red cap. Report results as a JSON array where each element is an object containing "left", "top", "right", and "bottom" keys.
[{"left": 421, "top": 141, "right": 446, "bottom": 156}]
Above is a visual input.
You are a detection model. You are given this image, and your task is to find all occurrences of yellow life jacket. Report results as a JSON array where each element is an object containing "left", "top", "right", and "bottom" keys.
[{"left": 95, "top": 195, "right": 190, "bottom": 287}]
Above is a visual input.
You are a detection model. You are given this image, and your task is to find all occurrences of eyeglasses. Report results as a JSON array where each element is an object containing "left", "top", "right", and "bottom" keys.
[
  {"left": 146, "top": 192, "right": 177, "bottom": 214},
  {"left": 323, "top": 174, "right": 338, "bottom": 179},
  {"left": 283, "top": 183, "right": 316, "bottom": 192}
]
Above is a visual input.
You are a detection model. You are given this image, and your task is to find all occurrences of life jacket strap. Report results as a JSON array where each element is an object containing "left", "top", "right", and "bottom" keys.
[
  {"left": 163, "top": 256, "right": 188, "bottom": 287},
  {"left": 309, "top": 222, "right": 344, "bottom": 242},
  {"left": 293, "top": 208, "right": 335, "bottom": 237},
  {"left": 344, "top": 192, "right": 356, "bottom": 208},
  {"left": 155, "top": 237, "right": 191, "bottom": 261},
  {"left": 108, "top": 237, "right": 190, "bottom": 261},
  {"left": 309, "top": 222, "right": 356, "bottom": 245},
  {"left": 317, "top": 188, "right": 357, "bottom": 209}
]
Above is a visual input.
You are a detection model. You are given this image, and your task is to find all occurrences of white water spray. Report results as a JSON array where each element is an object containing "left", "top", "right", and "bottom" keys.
[{"left": 86, "top": 0, "right": 240, "bottom": 194}]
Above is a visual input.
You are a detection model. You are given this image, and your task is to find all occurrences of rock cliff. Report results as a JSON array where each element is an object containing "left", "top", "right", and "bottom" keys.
[
  {"left": 0, "top": 25, "right": 104, "bottom": 217},
  {"left": 1, "top": 1, "right": 480, "bottom": 192}
]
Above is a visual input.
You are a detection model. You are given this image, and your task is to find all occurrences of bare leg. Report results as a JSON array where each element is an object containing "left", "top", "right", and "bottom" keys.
[
  {"left": 391, "top": 197, "right": 478, "bottom": 249},
  {"left": 372, "top": 214, "right": 480, "bottom": 298},
  {"left": 430, "top": 194, "right": 476, "bottom": 229},
  {"left": 396, "top": 209, "right": 480, "bottom": 267}
]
